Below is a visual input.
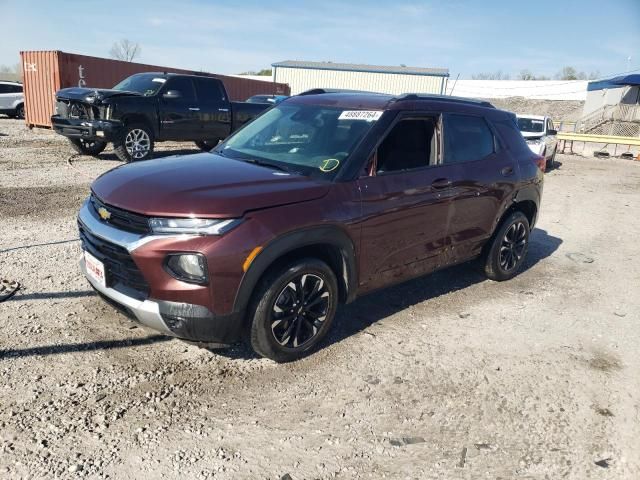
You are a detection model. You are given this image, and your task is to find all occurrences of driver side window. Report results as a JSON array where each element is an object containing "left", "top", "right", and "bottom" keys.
[
  {"left": 376, "top": 118, "right": 438, "bottom": 174},
  {"left": 163, "top": 77, "right": 196, "bottom": 102}
]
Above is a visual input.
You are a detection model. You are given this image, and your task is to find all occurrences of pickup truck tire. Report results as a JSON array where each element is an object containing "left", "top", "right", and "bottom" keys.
[
  {"left": 68, "top": 138, "right": 107, "bottom": 157},
  {"left": 195, "top": 140, "right": 220, "bottom": 152},
  {"left": 113, "top": 123, "right": 154, "bottom": 162},
  {"left": 248, "top": 258, "right": 338, "bottom": 362},
  {"left": 483, "top": 211, "right": 530, "bottom": 281}
]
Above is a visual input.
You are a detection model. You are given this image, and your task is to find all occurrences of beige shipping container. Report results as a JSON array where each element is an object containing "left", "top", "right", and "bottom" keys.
[
  {"left": 272, "top": 60, "right": 448, "bottom": 96},
  {"left": 20, "top": 51, "right": 290, "bottom": 128}
]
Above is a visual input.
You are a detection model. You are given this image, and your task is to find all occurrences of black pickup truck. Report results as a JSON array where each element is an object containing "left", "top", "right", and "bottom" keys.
[{"left": 51, "top": 73, "right": 270, "bottom": 162}]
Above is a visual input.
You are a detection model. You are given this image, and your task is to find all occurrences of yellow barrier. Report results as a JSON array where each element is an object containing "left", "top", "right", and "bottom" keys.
[{"left": 557, "top": 132, "right": 640, "bottom": 146}]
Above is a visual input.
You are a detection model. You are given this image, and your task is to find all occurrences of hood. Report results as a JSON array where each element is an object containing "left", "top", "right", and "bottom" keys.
[
  {"left": 91, "top": 153, "right": 330, "bottom": 218},
  {"left": 521, "top": 132, "right": 544, "bottom": 140},
  {"left": 56, "top": 87, "right": 142, "bottom": 103}
]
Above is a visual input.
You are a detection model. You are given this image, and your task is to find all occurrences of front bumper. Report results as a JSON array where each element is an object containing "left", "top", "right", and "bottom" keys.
[
  {"left": 52, "top": 115, "right": 123, "bottom": 142},
  {"left": 77, "top": 200, "right": 245, "bottom": 343}
]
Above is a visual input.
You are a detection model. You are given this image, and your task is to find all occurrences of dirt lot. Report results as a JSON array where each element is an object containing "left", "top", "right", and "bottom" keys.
[{"left": 1, "top": 118, "right": 640, "bottom": 479}]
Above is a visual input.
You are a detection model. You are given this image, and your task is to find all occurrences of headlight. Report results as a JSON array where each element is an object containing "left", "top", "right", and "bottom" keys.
[
  {"left": 149, "top": 217, "right": 241, "bottom": 235},
  {"left": 165, "top": 253, "right": 208, "bottom": 284}
]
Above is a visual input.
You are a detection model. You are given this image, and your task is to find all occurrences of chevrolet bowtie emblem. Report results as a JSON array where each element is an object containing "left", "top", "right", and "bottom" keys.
[{"left": 98, "top": 206, "right": 111, "bottom": 221}]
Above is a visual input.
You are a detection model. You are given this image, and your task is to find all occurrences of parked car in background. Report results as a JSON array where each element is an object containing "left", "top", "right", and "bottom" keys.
[
  {"left": 246, "top": 94, "right": 289, "bottom": 104},
  {"left": 0, "top": 81, "right": 24, "bottom": 119},
  {"left": 77, "top": 91, "right": 544, "bottom": 362},
  {"left": 51, "top": 73, "right": 270, "bottom": 162},
  {"left": 517, "top": 114, "right": 558, "bottom": 169}
]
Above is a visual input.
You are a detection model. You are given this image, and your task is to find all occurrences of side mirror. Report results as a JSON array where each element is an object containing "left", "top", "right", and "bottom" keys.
[
  {"left": 163, "top": 90, "right": 182, "bottom": 99},
  {"left": 548, "top": 129, "right": 558, "bottom": 135}
]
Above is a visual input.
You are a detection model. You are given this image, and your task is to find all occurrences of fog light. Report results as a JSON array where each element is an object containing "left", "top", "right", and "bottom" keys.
[{"left": 165, "top": 253, "right": 208, "bottom": 285}]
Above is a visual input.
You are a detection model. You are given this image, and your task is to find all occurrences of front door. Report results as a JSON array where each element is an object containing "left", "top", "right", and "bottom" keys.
[
  {"left": 159, "top": 76, "right": 200, "bottom": 140},
  {"left": 357, "top": 115, "right": 455, "bottom": 293}
]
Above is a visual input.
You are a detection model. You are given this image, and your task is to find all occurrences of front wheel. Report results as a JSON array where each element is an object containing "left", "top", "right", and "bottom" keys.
[
  {"left": 113, "top": 124, "right": 154, "bottom": 162},
  {"left": 195, "top": 139, "right": 220, "bottom": 152},
  {"left": 68, "top": 138, "right": 107, "bottom": 157},
  {"left": 248, "top": 258, "right": 339, "bottom": 362},
  {"left": 483, "top": 211, "right": 530, "bottom": 281}
]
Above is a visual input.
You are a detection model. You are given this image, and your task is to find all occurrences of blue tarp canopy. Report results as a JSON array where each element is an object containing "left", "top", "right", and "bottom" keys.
[{"left": 588, "top": 74, "right": 640, "bottom": 91}]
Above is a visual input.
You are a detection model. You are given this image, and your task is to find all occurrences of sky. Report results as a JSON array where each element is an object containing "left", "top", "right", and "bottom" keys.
[{"left": 1, "top": 0, "right": 639, "bottom": 79}]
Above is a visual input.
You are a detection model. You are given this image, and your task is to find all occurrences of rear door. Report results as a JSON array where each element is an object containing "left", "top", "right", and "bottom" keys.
[
  {"left": 441, "top": 113, "right": 517, "bottom": 262},
  {"left": 158, "top": 76, "right": 200, "bottom": 140},
  {"left": 193, "top": 77, "right": 232, "bottom": 141},
  {"left": 357, "top": 114, "right": 455, "bottom": 292}
]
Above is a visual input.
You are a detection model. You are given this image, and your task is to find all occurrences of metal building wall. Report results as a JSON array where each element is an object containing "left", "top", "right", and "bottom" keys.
[
  {"left": 20, "top": 51, "right": 290, "bottom": 128},
  {"left": 274, "top": 67, "right": 447, "bottom": 95}
]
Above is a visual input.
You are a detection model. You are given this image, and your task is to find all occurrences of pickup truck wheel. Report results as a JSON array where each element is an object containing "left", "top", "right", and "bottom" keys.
[
  {"left": 195, "top": 140, "right": 219, "bottom": 152},
  {"left": 114, "top": 124, "right": 154, "bottom": 162},
  {"left": 68, "top": 138, "right": 107, "bottom": 157},
  {"left": 248, "top": 258, "right": 338, "bottom": 362},
  {"left": 484, "top": 211, "right": 530, "bottom": 281}
]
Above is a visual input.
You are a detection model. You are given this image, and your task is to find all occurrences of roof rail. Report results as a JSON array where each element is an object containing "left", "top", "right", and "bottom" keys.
[
  {"left": 395, "top": 93, "right": 495, "bottom": 108},
  {"left": 298, "top": 88, "right": 384, "bottom": 96}
]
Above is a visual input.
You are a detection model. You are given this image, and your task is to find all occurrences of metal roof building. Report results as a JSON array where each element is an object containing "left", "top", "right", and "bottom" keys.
[{"left": 272, "top": 60, "right": 449, "bottom": 96}]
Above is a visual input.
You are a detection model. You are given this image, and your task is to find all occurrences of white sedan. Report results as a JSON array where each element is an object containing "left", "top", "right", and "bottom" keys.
[{"left": 517, "top": 114, "right": 558, "bottom": 169}]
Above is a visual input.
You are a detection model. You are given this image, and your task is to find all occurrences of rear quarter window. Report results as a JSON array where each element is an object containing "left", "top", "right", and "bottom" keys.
[{"left": 493, "top": 115, "right": 534, "bottom": 158}]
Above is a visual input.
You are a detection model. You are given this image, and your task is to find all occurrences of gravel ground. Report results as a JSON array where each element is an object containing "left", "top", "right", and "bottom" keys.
[
  {"left": 484, "top": 98, "right": 585, "bottom": 121},
  {"left": 1, "top": 118, "right": 640, "bottom": 479}
]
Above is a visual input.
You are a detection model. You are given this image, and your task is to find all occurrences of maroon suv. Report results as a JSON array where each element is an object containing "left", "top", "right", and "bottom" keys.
[{"left": 78, "top": 91, "right": 544, "bottom": 362}]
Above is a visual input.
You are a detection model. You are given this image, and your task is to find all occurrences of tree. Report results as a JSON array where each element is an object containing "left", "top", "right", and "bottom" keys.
[
  {"left": 109, "top": 39, "right": 141, "bottom": 62},
  {"left": 239, "top": 68, "right": 272, "bottom": 76},
  {"left": 471, "top": 71, "right": 510, "bottom": 80},
  {"left": 0, "top": 65, "right": 12, "bottom": 73},
  {"left": 518, "top": 69, "right": 535, "bottom": 80}
]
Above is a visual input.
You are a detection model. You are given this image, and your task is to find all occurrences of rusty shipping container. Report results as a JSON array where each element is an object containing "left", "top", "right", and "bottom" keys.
[{"left": 20, "top": 50, "right": 290, "bottom": 128}]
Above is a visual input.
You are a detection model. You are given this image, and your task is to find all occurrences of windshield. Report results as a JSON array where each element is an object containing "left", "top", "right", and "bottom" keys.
[
  {"left": 113, "top": 74, "right": 167, "bottom": 96},
  {"left": 517, "top": 117, "right": 545, "bottom": 133},
  {"left": 218, "top": 104, "right": 381, "bottom": 178}
]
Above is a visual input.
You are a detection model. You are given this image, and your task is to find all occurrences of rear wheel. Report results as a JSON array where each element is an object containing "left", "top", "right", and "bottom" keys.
[
  {"left": 114, "top": 123, "right": 154, "bottom": 162},
  {"left": 195, "top": 139, "right": 220, "bottom": 152},
  {"left": 14, "top": 104, "right": 24, "bottom": 119},
  {"left": 248, "top": 258, "right": 338, "bottom": 362},
  {"left": 68, "top": 138, "right": 107, "bottom": 157},
  {"left": 483, "top": 211, "right": 530, "bottom": 281}
]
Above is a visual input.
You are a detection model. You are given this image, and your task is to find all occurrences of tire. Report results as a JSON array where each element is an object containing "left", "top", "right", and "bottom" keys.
[
  {"left": 68, "top": 138, "right": 107, "bottom": 157},
  {"left": 483, "top": 211, "right": 530, "bottom": 281},
  {"left": 195, "top": 139, "right": 219, "bottom": 152},
  {"left": 548, "top": 148, "right": 557, "bottom": 169},
  {"left": 248, "top": 258, "right": 339, "bottom": 362},
  {"left": 14, "top": 104, "right": 24, "bottom": 119},
  {"left": 113, "top": 123, "right": 154, "bottom": 162}
]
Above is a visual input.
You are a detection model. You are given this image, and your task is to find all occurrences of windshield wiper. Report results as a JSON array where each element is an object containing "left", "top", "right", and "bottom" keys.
[{"left": 240, "top": 158, "right": 290, "bottom": 173}]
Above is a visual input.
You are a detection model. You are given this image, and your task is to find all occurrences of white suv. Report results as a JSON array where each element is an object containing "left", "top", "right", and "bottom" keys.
[
  {"left": 516, "top": 114, "right": 558, "bottom": 169},
  {"left": 0, "top": 81, "right": 25, "bottom": 119}
]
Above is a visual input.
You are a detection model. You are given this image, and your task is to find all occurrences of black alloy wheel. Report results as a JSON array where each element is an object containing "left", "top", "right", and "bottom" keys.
[
  {"left": 499, "top": 221, "right": 527, "bottom": 271},
  {"left": 270, "top": 273, "right": 330, "bottom": 348}
]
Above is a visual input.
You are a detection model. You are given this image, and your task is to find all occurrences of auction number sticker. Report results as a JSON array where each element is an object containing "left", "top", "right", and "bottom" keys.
[{"left": 338, "top": 110, "right": 383, "bottom": 122}]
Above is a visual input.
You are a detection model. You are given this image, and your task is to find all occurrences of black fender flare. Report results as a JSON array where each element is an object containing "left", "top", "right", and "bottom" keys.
[{"left": 232, "top": 226, "right": 358, "bottom": 314}]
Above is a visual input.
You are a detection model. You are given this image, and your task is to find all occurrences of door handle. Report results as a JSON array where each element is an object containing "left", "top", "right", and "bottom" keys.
[
  {"left": 501, "top": 166, "right": 514, "bottom": 177},
  {"left": 218, "top": 108, "right": 229, "bottom": 112},
  {"left": 189, "top": 107, "right": 200, "bottom": 111},
  {"left": 431, "top": 178, "right": 452, "bottom": 190}
]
